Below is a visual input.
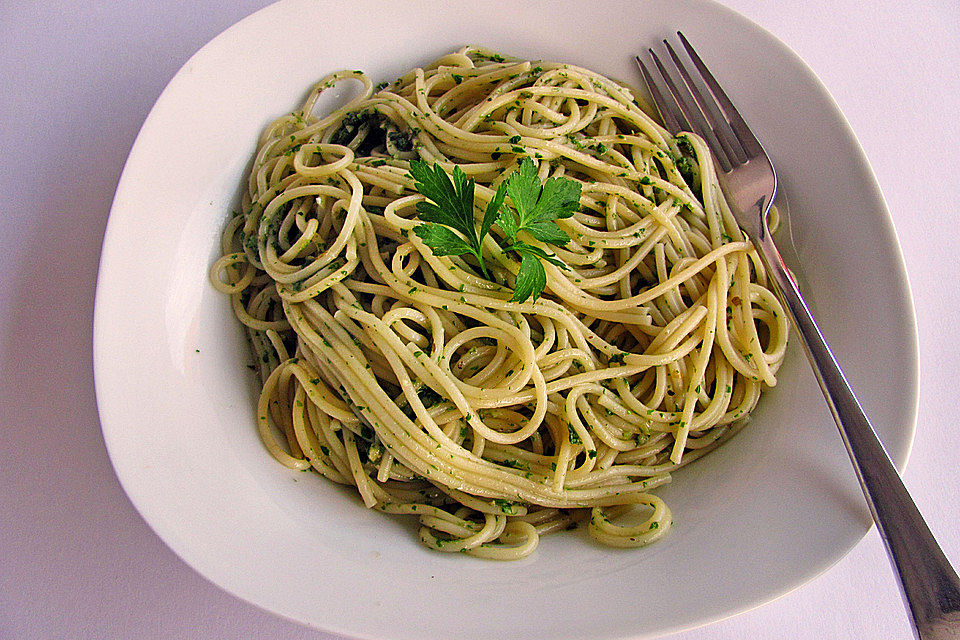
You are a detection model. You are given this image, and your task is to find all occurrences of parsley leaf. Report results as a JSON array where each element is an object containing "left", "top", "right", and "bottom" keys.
[
  {"left": 524, "top": 220, "right": 569, "bottom": 246},
  {"left": 497, "top": 202, "right": 519, "bottom": 239},
  {"left": 498, "top": 158, "right": 580, "bottom": 301},
  {"left": 410, "top": 160, "right": 505, "bottom": 279},
  {"left": 409, "top": 157, "right": 580, "bottom": 303},
  {"left": 502, "top": 242, "right": 569, "bottom": 302},
  {"left": 480, "top": 180, "right": 507, "bottom": 249},
  {"left": 511, "top": 247, "right": 547, "bottom": 303},
  {"left": 503, "top": 158, "right": 581, "bottom": 228},
  {"left": 413, "top": 224, "right": 473, "bottom": 256}
]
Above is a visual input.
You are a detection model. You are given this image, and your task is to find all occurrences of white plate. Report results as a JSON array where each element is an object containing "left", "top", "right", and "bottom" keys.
[{"left": 93, "top": 1, "right": 918, "bottom": 638}]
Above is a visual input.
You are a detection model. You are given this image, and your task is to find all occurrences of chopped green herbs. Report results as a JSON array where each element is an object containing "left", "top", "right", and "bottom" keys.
[{"left": 608, "top": 352, "right": 627, "bottom": 365}]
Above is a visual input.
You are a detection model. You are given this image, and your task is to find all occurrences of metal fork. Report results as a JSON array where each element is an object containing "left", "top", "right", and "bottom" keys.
[{"left": 638, "top": 33, "right": 960, "bottom": 640}]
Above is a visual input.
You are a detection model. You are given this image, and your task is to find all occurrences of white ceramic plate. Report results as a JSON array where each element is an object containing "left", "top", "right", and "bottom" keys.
[{"left": 94, "top": 1, "right": 918, "bottom": 638}]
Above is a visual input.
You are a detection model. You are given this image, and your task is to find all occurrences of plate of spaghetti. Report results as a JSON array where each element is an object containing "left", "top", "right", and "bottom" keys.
[{"left": 94, "top": 1, "right": 917, "bottom": 638}]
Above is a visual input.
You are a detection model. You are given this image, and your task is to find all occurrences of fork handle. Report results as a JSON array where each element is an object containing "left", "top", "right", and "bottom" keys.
[{"left": 754, "top": 230, "right": 960, "bottom": 640}]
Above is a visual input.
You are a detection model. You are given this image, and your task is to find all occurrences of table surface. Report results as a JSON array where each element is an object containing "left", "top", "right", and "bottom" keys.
[{"left": 2, "top": 1, "right": 958, "bottom": 638}]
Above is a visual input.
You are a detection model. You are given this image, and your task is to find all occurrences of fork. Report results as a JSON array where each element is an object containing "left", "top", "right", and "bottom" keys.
[{"left": 637, "top": 33, "right": 960, "bottom": 640}]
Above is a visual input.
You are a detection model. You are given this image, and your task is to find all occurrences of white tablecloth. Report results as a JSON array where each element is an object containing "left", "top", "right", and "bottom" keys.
[{"left": 1, "top": 1, "right": 957, "bottom": 638}]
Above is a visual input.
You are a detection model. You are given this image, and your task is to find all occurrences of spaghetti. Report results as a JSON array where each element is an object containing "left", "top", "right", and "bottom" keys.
[{"left": 210, "top": 47, "right": 788, "bottom": 559}]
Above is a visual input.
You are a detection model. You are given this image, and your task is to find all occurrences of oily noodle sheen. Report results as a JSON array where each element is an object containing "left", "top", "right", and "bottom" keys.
[{"left": 210, "top": 47, "right": 789, "bottom": 560}]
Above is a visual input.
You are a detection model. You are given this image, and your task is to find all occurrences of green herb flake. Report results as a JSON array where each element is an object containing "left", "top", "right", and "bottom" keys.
[
  {"left": 494, "top": 498, "right": 516, "bottom": 514},
  {"left": 608, "top": 352, "right": 627, "bottom": 365}
]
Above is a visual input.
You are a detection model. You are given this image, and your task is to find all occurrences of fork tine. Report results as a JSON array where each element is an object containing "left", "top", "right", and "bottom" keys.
[
  {"left": 677, "top": 31, "right": 763, "bottom": 157},
  {"left": 648, "top": 48, "right": 733, "bottom": 172},
  {"left": 635, "top": 56, "right": 687, "bottom": 134},
  {"left": 663, "top": 38, "right": 747, "bottom": 165}
]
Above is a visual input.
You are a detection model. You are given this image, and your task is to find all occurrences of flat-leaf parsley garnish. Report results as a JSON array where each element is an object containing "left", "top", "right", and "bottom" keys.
[
  {"left": 498, "top": 158, "right": 580, "bottom": 301},
  {"left": 409, "top": 158, "right": 581, "bottom": 302},
  {"left": 410, "top": 160, "right": 505, "bottom": 280}
]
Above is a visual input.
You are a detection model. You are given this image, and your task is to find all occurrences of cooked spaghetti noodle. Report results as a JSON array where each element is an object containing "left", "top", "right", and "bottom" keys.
[{"left": 210, "top": 47, "right": 788, "bottom": 559}]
